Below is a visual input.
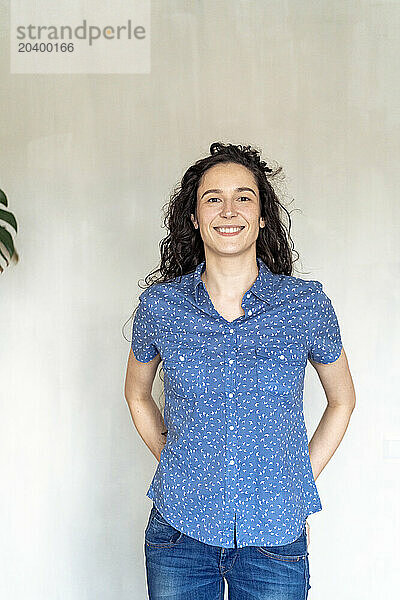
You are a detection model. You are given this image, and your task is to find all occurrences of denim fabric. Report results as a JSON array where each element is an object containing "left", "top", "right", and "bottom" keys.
[
  {"left": 132, "top": 257, "right": 342, "bottom": 548},
  {"left": 145, "top": 503, "right": 312, "bottom": 600}
]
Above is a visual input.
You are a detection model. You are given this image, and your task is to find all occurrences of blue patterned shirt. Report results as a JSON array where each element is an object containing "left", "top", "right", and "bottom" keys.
[{"left": 131, "top": 257, "right": 342, "bottom": 548}]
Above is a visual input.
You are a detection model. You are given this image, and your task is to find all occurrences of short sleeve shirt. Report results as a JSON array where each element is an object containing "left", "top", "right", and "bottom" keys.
[{"left": 131, "top": 257, "right": 343, "bottom": 548}]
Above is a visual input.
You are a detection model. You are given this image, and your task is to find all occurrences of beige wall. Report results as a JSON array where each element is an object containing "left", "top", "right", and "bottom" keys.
[{"left": 1, "top": 1, "right": 399, "bottom": 598}]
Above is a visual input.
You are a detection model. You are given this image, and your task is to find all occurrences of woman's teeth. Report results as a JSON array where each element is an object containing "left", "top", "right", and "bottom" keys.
[{"left": 214, "top": 226, "right": 244, "bottom": 234}]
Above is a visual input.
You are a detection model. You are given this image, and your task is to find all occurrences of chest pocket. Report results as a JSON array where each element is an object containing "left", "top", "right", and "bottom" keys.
[
  {"left": 255, "top": 344, "right": 306, "bottom": 395},
  {"left": 162, "top": 345, "right": 206, "bottom": 398}
]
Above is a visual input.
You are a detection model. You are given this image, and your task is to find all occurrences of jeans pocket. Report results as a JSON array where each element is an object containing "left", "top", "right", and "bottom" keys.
[
  {"left": 256, "top": 525, "right": 308, "bottom": 562},
  {"left": 145, "top": 505, "right": 184, "bottom": 548}
]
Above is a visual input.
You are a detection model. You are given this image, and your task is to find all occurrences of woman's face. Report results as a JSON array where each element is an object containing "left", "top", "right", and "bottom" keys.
[{"left": 192, "top": 162, "right": 265, "bottom": 258}]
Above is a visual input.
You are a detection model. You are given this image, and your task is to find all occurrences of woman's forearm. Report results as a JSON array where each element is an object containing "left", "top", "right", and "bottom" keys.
[
  {"left": 308, "top": 403, "right": 355, "bottom": 480},
  {"left": 125, "top": 393, "right": 167, "bottom": 462}
]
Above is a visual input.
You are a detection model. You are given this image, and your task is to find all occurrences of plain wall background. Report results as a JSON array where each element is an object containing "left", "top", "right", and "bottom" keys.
[{"left": 1, "top": 1, "right": 399, "bottom": 598}]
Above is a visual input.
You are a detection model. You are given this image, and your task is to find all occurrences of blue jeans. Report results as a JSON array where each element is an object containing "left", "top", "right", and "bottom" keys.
[{"left": 145, "top": 503, "right": 311, "bottom": 599}]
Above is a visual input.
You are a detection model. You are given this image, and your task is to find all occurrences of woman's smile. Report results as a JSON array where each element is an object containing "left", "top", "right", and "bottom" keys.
[{"left": 213, "top": 225, "right": 245, "bottom": 236}]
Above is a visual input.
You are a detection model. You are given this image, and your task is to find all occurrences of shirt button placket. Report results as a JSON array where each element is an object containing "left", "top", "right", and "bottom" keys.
[{"left": 224, "top": 326, "right": 238, "bottom": 546}]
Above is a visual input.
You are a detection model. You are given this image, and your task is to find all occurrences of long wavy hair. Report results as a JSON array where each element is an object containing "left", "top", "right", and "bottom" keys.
[
  {"left": 125, "top": 141, "right": 300, "bottom": 411},
  {"left": 139, "top": 141, "right": 298, "bottom": 290}
]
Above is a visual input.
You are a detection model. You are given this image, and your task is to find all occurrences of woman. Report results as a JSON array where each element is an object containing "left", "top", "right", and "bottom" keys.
[{"left": 124, "top": 142, "right": 356, "bottom": 600}]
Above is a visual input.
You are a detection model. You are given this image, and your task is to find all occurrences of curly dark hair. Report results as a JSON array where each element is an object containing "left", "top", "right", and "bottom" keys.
[
  {"left": 139, "top": 141, "right": 299, "bottom": 290},
  {"left": 125, "top": 142, "right": 301, "bottom": 416}
]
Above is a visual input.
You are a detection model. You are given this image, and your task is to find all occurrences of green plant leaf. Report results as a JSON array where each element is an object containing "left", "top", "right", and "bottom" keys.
[
  {"left": 0, "top": 189, "right": 8, "bottom": 207},
  {"left": 0, "top": 208, "right": 18, "bottom": 233},
  {"left": 0, "top": 225, "right": 15, "bottom": 262}
]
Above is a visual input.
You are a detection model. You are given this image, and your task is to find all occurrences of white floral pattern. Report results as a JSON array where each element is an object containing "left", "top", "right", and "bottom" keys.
[{"left": 131, "top": 257, "right": 342, "bottom": 548}]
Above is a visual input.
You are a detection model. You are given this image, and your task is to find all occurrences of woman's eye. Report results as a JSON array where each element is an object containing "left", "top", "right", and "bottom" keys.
[{"left": 206, "top": 196, "right": 250, "bottom": 203}]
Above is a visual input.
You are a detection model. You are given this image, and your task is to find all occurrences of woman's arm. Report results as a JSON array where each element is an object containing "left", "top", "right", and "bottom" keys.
[
  {"left": 307, "top": 346, "right": 356, "bottom": 480},
  {"left": 124, "top": 348, "right": 165, "bottom": 462},
  {"left": 304, "top": 346, "right": 355, "bottom": 547}
]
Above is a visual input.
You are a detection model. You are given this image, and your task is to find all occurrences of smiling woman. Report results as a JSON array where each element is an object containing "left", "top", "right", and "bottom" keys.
[{"left": 124, "top": 141, "right": 356, "bottom": 600}]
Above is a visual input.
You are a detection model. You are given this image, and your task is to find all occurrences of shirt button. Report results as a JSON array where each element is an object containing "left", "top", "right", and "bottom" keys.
[
  {"left": 246, "top": 292, "right": 251, "bottom": 298},
  {"left": 229, "top": 459, "right": 235, "bottom": 465},
  {"left": 179, "top": 355, "right": 185, "bottom": 361},
  {"left": 228, "top": 359, "right": 234, "bottom": 365},
  {"left": 228, "top": 392, "right": 233, "bottom": 398},
  {"left": 279, "top": 355, "right": 285, "bottom": 359},
  {"left": 248, "top": 309, "right": 253, "bottom": 315},
  {"left": 229, "top": 425, "right": 234, "bottom": 430},
  {"left": 229, "top": 328, "right": 234, "bottom": 334}
]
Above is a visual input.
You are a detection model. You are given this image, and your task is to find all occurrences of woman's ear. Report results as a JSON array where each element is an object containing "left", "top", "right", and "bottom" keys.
[
  {"left": 260, "top": 217, "right": 265, "bottom": 228},
  {"left": 190, "top": 213, "right": 198, "bottom": 229}
]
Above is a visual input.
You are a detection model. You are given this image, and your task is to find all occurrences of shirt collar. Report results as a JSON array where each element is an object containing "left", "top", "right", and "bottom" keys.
[{"left": 191, "top": 257, "right": 279, "bottom": 305}]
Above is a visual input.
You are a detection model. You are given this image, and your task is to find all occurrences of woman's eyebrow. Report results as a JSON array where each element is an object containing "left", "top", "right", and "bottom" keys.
[{"left": 200, "top": 187, "right": 257, "bottom": 199}]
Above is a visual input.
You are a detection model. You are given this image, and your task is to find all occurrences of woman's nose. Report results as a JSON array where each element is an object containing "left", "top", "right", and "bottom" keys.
[{"left": 221, "top": 201, "right": 237, "bottom": 217}]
